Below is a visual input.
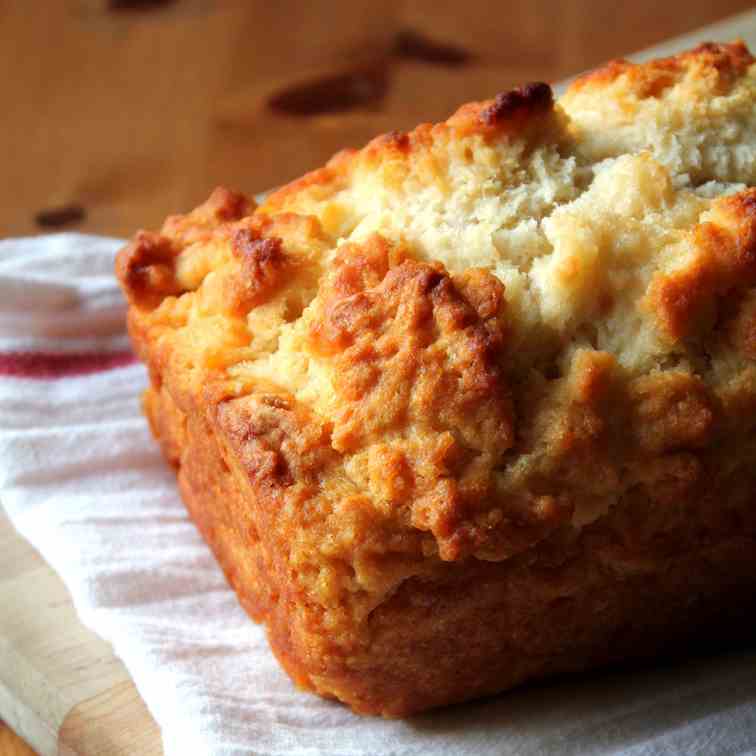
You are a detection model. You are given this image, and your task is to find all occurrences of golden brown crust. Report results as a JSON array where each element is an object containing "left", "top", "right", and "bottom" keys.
[
  {"left": 216, "top": 393, "right": 337, "bottom": 490},
  {"left": 116, "top": 231, "right": 182, "bottom": 309},
  {"left": 629, "top": 371, "right": 716, "bottom": 454},
  {"left": 309, "top": 237, "right": 512, "bottom": 453},
  {"left": 308, "top": 235, "right": 517, "bottom": 560},
  {"left": 227, "top": 232, "right": 288, "bottom": 315},
  {"left": 726, "top": 290, "right": 756, "bottom": 359},
  {"left": 569, "top": 41, "right": 754, "bottom": 97},
  {"left": 262, "top": 83, "right": 562, "bottom": 217},
  {"left": 118, "top": 42, "right": 756, "bottom": 716},
  {"left": 162, "top": 186, "right": 255, "bottom": 245},
  {"left": 448, "top": 81, "right": 554, "bottom": 138},
  {"left": 144, "top": 371, "right": 756, "bottom": 715},
  {"left": 647, "top": 189, "right": 756, "bottom": 342}
]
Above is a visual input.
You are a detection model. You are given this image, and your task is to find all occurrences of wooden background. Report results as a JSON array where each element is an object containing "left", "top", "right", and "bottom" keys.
[
  {"left": 2, "top": 1, "right": 755, "bottom": 753},
  {"left": 2, "top": 0, "right": 754, "bottom": 241}
]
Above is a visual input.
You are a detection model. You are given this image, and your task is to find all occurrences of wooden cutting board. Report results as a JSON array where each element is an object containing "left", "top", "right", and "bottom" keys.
[
  {"left": 2, "top": 9, "right": 756, "bottom": 756},
  {"left": 0, "top": 512, "right": 161, "bottom": 755}
]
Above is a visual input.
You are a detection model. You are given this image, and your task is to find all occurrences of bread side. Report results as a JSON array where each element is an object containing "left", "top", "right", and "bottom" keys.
[{"left": 117, "top": 43, "right": 756, "bottom": 715}]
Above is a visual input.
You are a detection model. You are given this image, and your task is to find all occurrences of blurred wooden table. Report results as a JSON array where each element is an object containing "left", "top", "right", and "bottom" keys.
[
  {"left": 2, "top": 3, "right": 756, "bottom": 755},
  {"left": 2, "top": 0, "right": 754, "bottom": 240}
]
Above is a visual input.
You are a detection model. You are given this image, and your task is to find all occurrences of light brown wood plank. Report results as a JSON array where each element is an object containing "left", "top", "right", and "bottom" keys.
[
  {"left": 59, "top": 683, "right": 161, "bottom": 756},
  {"left": 0, "top": 514, "right": 161, "bottom": 756}
]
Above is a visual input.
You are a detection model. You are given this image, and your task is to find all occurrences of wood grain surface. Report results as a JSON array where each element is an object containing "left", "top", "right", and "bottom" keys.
[
  {"left": 2, "top": 3, "right": 756, "bottom": 755},
  {"left": 0, "top": 513, "right": 160, "bottom": 756},
  {"left": 2, "top": 0, "right": 754, "bottom": 240}
]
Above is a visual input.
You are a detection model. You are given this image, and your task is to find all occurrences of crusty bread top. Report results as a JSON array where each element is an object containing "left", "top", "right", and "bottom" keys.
[{"left": 118, "top": 43, "right": 756, "bottom": 615}]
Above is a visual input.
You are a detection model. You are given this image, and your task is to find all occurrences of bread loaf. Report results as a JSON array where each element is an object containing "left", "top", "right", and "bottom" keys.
[{"left": 117, "top": 42, "right": 756, "bottom": 716}]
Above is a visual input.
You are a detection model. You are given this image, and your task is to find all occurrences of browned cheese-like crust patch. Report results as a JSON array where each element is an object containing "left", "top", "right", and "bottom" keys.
[
  {"left": 308, "top": 235, "right": 517, "bottom": 560},
  {"left": 116, "top": 230, "right": 183, "bottom": 309}
]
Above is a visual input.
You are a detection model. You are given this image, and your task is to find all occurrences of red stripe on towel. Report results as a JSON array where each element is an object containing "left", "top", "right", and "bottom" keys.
[{"left": 0, "top": 351, "right": 136, "bottom": 379}]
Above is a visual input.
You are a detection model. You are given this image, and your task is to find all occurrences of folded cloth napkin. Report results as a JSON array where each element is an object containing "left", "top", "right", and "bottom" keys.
[{"left": 1, "top": 233, "right": 755, "bottom": 756}]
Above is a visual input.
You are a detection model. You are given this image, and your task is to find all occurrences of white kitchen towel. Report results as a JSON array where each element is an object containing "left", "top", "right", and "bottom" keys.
[{"left": 1, "top": 233, "right": 755, "bottom": 756}]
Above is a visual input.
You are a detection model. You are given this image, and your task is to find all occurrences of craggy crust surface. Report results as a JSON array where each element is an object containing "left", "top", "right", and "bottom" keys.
[{"left": 118, "top": 42, "right": 756, "bottom": 716}]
